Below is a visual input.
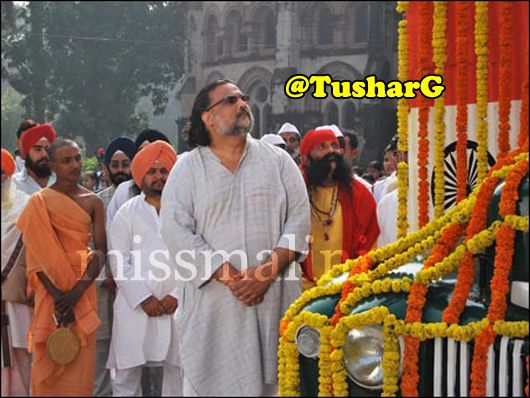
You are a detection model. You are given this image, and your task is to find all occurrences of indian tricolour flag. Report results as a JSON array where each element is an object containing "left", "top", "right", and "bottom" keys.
[{"left": 405, "top": 1, "right": 529, "bottom": 232}]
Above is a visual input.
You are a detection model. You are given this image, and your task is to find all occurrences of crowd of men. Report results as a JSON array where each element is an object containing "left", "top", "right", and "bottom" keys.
[{"left": 1, "top": 78, "right": 400, "bottom": 397}]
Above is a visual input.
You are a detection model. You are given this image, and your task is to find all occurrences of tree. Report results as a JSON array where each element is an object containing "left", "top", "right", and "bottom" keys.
[{"left": 2, "top": 2, "right": 186, "bottom": 154}]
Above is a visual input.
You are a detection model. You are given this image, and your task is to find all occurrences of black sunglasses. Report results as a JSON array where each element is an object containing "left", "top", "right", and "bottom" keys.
[{"left": 206, "top": 94, "right": 250, "bottom": 111}]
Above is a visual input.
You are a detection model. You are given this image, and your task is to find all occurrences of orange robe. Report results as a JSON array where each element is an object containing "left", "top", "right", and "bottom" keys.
[{"left": 17, "top": 188, "right": 100, "bottom": 396}]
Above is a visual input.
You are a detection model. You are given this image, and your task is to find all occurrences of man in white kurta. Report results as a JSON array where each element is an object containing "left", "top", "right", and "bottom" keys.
[
  {"left": 107, "top": 141, "right": 181, "bottom": 396},
  {"left": 160, "top": 80, "right": 310, "bottom": 396},
  {"left": 1, "top": 149, "right": 32, "bottom": 397},
  {"left": 376, "top": 176, "right": 398, "bottom": 247}
]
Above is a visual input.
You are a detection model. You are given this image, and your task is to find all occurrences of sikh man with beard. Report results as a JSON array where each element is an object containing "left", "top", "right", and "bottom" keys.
[
  {"left": 12, "top": 123, "right": 57, "bottom": 195},
  {"left": 1, "top": 149, "right": 32, "bottom": 396},
  {"left": 106, "top": 129, "right": 172, "bottom": 230},
  {"left": 160, "top": 79, "right": 310, "bottom": 396},
  {"left": 299, "top": 129, "right": 380, "bottom": 290},
  {"left": 17, "top": 139, "right": 107, "bottom": 396},
  {"left": 107, "top": 141, "right": 181, "bottom": 396},
  {"left": 93, "top": 136, "right": 136, "bottom": 396}
]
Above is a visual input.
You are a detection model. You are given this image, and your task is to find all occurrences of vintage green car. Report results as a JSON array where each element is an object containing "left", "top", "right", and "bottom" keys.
[{"left": 289, "top": 175, "right": 528, "bottom": 396}]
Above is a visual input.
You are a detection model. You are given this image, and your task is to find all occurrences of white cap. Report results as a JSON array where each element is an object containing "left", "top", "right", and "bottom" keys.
[
  {"left": 277, "top": 122, "right": 300, "bottom": 136},
  {"left": 261, "top": 134, "right": 286, "bottom": 146},
  {"left": 316, "top": 124, "right": 343, "bottom": 138}
]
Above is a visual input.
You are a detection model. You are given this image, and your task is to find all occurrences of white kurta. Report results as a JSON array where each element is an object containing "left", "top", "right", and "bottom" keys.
[
  {"left": 106, "top": 180, "right": 135, "bottom": 234},
  {"left": 372, "top": 171, "right": 397, "bottom": 204},
  {"left": 12, "top": 168, "right": 56, "bottom": 195},
  {"left": 376, "top": 189, "right": 398, "bottom": 247},
  {"left": 1, "top": 188, "right": 32, "bottom": 350},
  {"left": 107, "top": 194, "right": 180, "bottom": 370},
  {"left": 160, "top": 136, "right": 310, "bottom": 396}
]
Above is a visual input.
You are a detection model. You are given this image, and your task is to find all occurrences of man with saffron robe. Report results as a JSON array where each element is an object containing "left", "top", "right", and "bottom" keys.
[
  {"left": 1, "top": 148, "right": 32, "bottom": 396},
  {"left": 107, "top": 140, "right": 181, "bottom": 396},
  {"left": 299, "top": 129, "right": 380, "bottom": 290},
  {"left": 17, "top": 139, "right": 106, "bottom": 396}
]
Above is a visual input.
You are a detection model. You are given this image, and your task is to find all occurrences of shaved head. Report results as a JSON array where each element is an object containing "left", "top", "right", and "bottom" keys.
[{"left": 46, "top": 139, "right": 80, "bottom": 161}]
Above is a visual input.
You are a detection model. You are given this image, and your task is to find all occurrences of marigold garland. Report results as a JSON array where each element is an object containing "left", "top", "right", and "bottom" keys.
[
  {"left": 519, "top": 42, "right": 529, "bottom": 150},
  {"left": 475, "top": 1, "right": 489, "bottom": 185},
  {"left": 278, "top": 149, "right": 529, "bottom": 397},
  {"left": 401, "top": 221, "right": 465, "bottom": 396},
  {"left": 455, "top": 2, "right": 472, "bottom": 202},
  {"left": 497, "top": 2, "right": 513, "bottom": 160},
  {"left": 432, "top": 1, "right": 447, "bottom": 218},
  {"left": 397, "top": 1, "right": 409, "bottom": 238},
  {"left": 470, "top": 158, "right": 528, "bottom": 396},
  {"left": 417, "top": 2, "right": 431, "bottom": 228}
]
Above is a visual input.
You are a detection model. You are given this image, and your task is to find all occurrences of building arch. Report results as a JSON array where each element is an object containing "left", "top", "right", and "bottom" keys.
[{"left": 238, "top": 67, "right": 272, "bottom": 138}]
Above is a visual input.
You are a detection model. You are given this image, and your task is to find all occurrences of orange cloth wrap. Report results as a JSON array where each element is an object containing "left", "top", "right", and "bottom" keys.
[
  {"left": 16, "top": 188, "right": 99, "bottom": 396},
  {"left": 1, "top": 148, "right": 16, "bottom": 176}
]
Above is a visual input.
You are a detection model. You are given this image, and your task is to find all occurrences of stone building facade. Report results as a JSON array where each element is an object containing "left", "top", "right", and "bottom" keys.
[{"left": 177, "top": 1, "right": 399, "bottom": 164}]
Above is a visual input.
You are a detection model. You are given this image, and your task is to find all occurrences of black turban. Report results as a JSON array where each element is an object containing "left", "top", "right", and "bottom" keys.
[
  {"left": 134, "top": 129, "right": 170, "bottom": 153},
  {"left": 104, "top": 136, "right": 136, "bottom": 167}
]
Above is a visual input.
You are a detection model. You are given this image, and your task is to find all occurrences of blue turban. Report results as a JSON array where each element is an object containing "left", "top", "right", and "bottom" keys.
[{"left": 104, "top": 137, "right": 136, "bottom": 167}]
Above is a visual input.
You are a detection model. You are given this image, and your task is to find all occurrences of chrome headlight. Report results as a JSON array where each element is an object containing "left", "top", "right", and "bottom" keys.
[
  {"left": 343, "top": 325, "right": 385, "bottom": 390},
  {"left": 295, "top": 326, "right": 320, "bottom": 358}
]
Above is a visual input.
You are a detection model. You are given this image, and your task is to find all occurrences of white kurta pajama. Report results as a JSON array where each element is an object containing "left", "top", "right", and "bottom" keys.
[
  {"left": 1, "top": 187, "right": 32, "bottom": 397},
  {"left": 160, "top": 136, "right": 311, "bottom": 396},
  {"left": 108, "top": 194, "right": 182, "bottom": 396}
]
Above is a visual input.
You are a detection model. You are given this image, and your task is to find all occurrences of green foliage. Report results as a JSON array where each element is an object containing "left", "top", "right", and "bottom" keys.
[
  {"left": 82, "top": 156, "right": 99, "bottom": 172},
  {"left": 2, "top": 2, "right": 186, "bottom": 154},
  {"left": 1, "top": 86, "right": 26, "bottom": 152}
]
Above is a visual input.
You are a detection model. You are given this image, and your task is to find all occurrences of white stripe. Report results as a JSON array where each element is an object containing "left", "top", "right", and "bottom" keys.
[
  {"left": 499, "top": 336, "right": 510, "bottom": 396},
  {"left": 398, "top": 336, "right": 405, "bottom": 376},
  {"left": 512, "top": 340, "right": 524, "bottom": 396},
  {"left": 486, "top": 345, "right": 495, "bottom": 396},
  {"left": 434, "top": 338, "right": 443, "bottom": 396},
  {"left": 460, "top": 341, "right": 469, "bottom": 396},
  {"left": 447, "top": 338, "right": 457, "bottom": 396}
]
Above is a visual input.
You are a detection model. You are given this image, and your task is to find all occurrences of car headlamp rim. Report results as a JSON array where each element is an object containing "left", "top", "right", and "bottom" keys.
[
  {"left": 295, "top": 325, "right": 321, "bottom": 359},
  {"left": 342, "top": 325, "right": 386, "bottom": 390}
]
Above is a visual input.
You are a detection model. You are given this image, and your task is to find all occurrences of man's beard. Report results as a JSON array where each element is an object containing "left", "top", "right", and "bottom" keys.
[
  {"left": 1, "top": 179, "right": 16, "bottom": 209},
  {"left": 217, "top": 109, "right": 254, "bottom": 137},
  {"left": 110, "top": 172, "right": 131, "bottom": 186},
  {"left": 306, "top": 152, "right": 352, "bottom": 190},
  {"left": 25, "top": 155, "right": 51, "bottom": 178}
]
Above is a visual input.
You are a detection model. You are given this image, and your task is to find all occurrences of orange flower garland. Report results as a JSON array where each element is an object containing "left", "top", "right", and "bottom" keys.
[
  {"left": 455, "top": 2, "right": 471, "bottom": 202},
  {"left": 469, "top": 158, "right": 528, "bottom": 396},
  {"left": 330, "top": 256, "right": 373, "bottom": 326},
  {"left": 432, "top": 1, "right": 447, "bottom": 218},
  {"left": 474, "top": 1, "right": 489, "bottom": 185},
  {"left": 497, "top": 2, "right": 513, "bottom": 159},
  {"left": 518, "top": 43, "right": 529, "bottom": 150},
  {"left": 417, "top": 2, "right": 431, "bottom": 228},
  {"left": 400, "top": 221, "right": 465, "bottom": 396}
]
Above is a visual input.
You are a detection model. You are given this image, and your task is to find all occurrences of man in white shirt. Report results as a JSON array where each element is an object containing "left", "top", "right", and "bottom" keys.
[
  {"left": 277, "top": 122, "right": 302, "bottom": 165},
  {"left": 107, "top": 141, "right": 181, "bottom": 396}
]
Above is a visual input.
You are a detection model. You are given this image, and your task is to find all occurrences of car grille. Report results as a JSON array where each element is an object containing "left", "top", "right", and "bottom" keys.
[{"left": 427, "top": 337, "right": 528, "bottom": 397}]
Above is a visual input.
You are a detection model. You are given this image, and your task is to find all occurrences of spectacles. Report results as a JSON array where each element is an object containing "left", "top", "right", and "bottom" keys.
[{"left": 206, "top": 94, "right": 250, "bottom": 111}]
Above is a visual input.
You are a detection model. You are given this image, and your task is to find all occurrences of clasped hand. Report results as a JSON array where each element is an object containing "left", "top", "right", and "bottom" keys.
[
  {"left": 141, "top": 295, "right": 178, "bottom": 317},
  {"left": 218, "top": 262, "right": 276, "bottom": 307}
]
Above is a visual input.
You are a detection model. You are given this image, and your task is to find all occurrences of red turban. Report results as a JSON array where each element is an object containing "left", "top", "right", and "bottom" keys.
[
  {"left": 1, "top": 148, "right": 16, "bottom": 177},
  {"left": 300, "top": 129, "right": 338, "bottom": 159},
  {"left": 131, "top": 140, "right": 177, "bottom": 187},
  {"left": 20, "top": 123, "right": 57, "bottom": 157}
]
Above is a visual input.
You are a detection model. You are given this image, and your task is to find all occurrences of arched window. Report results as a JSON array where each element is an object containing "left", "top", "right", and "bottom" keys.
[
  {"left": 226, "top": 11, "right": 243, "bottom": 55},
  {"left": 204, "top": 15, "right": 219, "bottom": 62},
  {"left": 354, "top": 4, "right": 368, "bottom": 42},
  {"left": 342, "top": 102, "right": 356, "bottom": 130},
  {"left": 325, "top": 102, "right": 338, "bottom": 125},
  {"left": 263, "top": 9, "right": 276, "bottom": 49},
  {"left": 262, "top": 104, "right": 271, "bottom": 136},
  {"left": 318, "top": 7, "right": 333, "bottom": 45}
]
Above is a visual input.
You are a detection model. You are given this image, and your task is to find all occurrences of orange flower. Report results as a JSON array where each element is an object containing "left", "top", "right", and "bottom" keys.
[
  {"left": 455, "top": 2, "right": 472, "bottom": 202},
  {"left": 330, "top": 256, "right": 374, "bottom": 325},
  {"left": 401, "top": 221, "right": 465, "bottom": 396},
  {"left": 417, "top": 2, "right": 432, "bottom": 228},
  {"left": 470, "top": 158, "right": 528, "bottom": 396},
  {"left": 497, "top": 2, "right": 513, "bottom": 159}
]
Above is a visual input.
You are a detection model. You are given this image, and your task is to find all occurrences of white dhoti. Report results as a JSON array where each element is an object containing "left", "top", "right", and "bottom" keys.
[{"left": 112, "top": 363, "right": 182, "bottom": 397}]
